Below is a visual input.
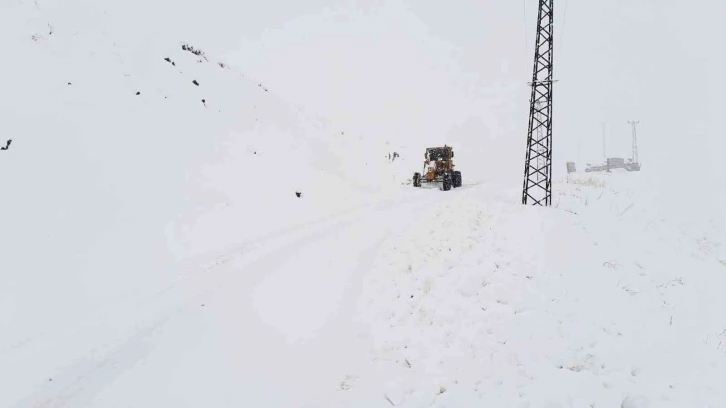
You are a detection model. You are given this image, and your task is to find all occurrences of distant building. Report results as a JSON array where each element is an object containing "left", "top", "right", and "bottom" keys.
[
  {"left": 585, "top": 157, "right": 640, "bottom": 173},
  {"left": 566, "top": 162, "right": 576, "bottom": 174},
  {"left": 607, "top": 157, "right": 625, "bottom": 170},
  {"left": 624, "top": 158, "right": 641, "bottom": 171}
]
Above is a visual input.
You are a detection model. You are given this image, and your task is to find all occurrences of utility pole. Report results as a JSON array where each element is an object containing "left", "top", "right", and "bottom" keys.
[
  {"left": 629, "top": 120, "right": 640, "bottom": 164},
  {"left": 522, "top": 0, "right": 555, "bottom": 206},
  {"left": 601, "top": 122, "right": 607, "bottom": 161}
]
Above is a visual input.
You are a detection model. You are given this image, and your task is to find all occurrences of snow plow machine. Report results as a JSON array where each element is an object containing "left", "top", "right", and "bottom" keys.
[{"left": 412, "top": 145, "right": 462, "bottom": 191}]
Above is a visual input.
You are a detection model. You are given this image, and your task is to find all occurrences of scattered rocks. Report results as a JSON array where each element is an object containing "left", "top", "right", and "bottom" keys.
[{"left": 181, "top": 43, "right": 208, "bottom": 61}]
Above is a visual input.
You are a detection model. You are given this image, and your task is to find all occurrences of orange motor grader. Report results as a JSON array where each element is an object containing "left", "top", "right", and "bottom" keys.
[{"left": 412, "top": 145, "right": 462, "bottom": 191}]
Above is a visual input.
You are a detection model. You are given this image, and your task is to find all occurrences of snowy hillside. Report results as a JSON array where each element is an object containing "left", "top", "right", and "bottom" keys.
[{"left": 0, "top": 0, "right": 411, "bottom": 363}]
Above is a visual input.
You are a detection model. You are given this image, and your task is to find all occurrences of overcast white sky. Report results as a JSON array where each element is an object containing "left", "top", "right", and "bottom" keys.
[
  {"left": 188, "top": 0, "right": 724, "bottom": 188},
  {"left": 63, "top": 0, "right": 724, "bottom": 194},
  {"left": 220, "top": 0, "right": 726, "bottom": 181}
]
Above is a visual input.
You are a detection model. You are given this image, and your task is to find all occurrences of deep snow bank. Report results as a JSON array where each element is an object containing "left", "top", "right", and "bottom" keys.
[{"left": 337, "top": 175, "right": 726, "bottom": 407}]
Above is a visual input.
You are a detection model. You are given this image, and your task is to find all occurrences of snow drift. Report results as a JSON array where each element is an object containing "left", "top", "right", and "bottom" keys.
[{"left": 339, "top": 174, "right": 726, "bottom": 407}]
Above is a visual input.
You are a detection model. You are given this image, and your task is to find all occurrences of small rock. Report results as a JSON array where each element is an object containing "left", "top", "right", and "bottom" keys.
[
  {"left": 136, "top": 91, "right": 140, "bottom": 95},
  {"left": 67, "top": 82, "right": 71, "bottom": 85},
  {"left": 295, "top": 192, "right": 302, "bottom": 198},
  {"left": 192, "top": 80, "right": 199, "bottom": 86}
]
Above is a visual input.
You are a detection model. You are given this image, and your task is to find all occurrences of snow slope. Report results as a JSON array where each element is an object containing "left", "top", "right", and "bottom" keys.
[{"left": 0, "top": 0, "right": 411, "bottom": 364}]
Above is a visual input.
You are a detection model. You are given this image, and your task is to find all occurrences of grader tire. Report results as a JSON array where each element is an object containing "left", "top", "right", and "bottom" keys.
[
  {"left": 453, "top": 171, "right": 462, "bottom": 188},
  {"left": 413, "top": 172, "right": 422, "bottom": 187},
  {"left": 443, "top": 173, "right": 452, "bottom": 191}
]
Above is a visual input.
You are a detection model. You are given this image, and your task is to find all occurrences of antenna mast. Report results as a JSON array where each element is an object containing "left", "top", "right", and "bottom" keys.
[
  {"left": 601, "top": 122, "right": 607, "bottom": 161},
  {"left": 629, "top": 120, "right": 640, "bottom": 164}
]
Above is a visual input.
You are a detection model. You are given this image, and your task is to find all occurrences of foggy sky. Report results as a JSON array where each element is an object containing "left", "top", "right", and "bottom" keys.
[{"left": 211, "top": 0, "right": 723, "bottom": 198}]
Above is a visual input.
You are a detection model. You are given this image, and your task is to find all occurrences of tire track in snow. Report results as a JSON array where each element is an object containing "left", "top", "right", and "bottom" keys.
[
  {"left": 5, "top": 189, "right": 449, "bottom": 408},
  {"left": 7, "top": 214, "right": 365, "bottom": 408}
]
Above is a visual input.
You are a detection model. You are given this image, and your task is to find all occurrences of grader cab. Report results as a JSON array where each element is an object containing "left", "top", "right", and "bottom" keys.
[{"left": 412, "top": 145, "right": 462, "bottom": 191}]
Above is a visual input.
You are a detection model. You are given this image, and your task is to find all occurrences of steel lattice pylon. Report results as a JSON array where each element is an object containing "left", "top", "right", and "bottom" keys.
[{"left": 522, "top": 0, "right": 555, "bottom": 206}]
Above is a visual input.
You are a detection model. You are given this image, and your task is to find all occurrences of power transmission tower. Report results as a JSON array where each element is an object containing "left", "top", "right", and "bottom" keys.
[
  {"left": 522, "top": 0, "right": 555, "bottom": 206},
  {"left": 629, "top": 120, "right": 640, "bottom": 164}
]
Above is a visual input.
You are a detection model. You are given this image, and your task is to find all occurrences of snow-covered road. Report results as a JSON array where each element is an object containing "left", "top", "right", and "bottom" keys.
[
  {"left": 3, "top": 177, "right": 726, "bottom": 408},
  {"left": 1, "top": 184, "right": 467, "bottom": 408}
]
